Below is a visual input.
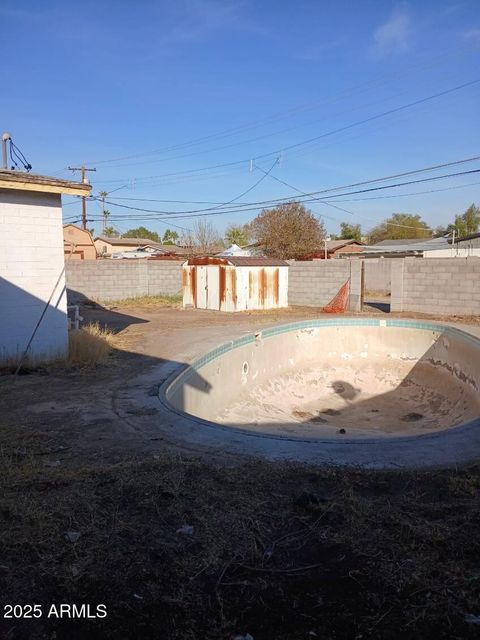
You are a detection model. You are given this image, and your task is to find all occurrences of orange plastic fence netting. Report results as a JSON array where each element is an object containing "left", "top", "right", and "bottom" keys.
[{"left": 323, "top": 280, "right": 350, "bottom": 313}]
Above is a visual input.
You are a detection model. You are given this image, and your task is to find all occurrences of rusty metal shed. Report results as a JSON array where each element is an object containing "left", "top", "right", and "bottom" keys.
[{"left": 182, "top": 256, "right": 288, "bottom": 312}]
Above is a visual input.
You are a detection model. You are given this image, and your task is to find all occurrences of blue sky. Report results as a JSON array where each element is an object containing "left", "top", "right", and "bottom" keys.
[{"left": 2, "top": 0, "right": 480, "bottom": 238}]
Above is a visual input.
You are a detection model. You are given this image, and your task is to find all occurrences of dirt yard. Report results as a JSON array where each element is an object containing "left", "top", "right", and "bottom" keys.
[{"left": 1, "top": 303, "right": 480, "bottom": 639}]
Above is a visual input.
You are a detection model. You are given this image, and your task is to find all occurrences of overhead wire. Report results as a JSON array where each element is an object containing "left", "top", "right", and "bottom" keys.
[
  {"left": 84, "top": 78, "right": 480, "bottom": 173},
  {"left": 88, "top": 79, "right": 478, "bottom": 193},
  {"left": 253, "top": 163, "right": 356, "bottom": 216},
  {"left": 323, "top": 180, "right": 480, "bottom": 203},
  {"left": 72, "top": 159, "right": 280, "bottom": 231},
  {"left": 95, "top": 156, "right": 480, "bottom": 217},
  {"left": 64, "top": 159, "right": 278, "bottom": 231},
  {"left": 203, "top": 157, "right": 280, "bottom": 212},
  {"left": 94, "top": 167, "right": 480, "bottom": 224},
  {"left": 80, "top": 85, "right": 480, "bottom": 194},
  {"left": 84, "top": 45, "right": 472, "bottom": 167}
]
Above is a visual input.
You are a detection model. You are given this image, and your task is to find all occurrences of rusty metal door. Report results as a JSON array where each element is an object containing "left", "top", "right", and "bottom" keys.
[
  {"left": 195, "top": 266, "right": 207, "bottom": 308},
  {"left": 206, "top": 265, "right": 220, "bottom": 310}
]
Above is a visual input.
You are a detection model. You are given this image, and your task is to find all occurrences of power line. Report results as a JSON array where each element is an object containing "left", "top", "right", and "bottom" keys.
[
  {"left": 81, "top": 75, "right": 478, "bottom": 192},
  {"left": 253, "top": 163, "right": 356, "bottom": 217},
  {"left": 94, "top": 156, "right": 480, "bottom": 217},
  {"left": 86, "top": 78, "right": 480, "bottom": 173},
  {"left": 101, "top": 172, "right": 480, "bottom": 208},
  {"left": 96, "top": 167, "right": 480, "bottom": 223},
  {"left": 325, "top": 180, "right": 480, "bottom": 203},
  {"left": 89, "top": 160, "right": 263, "bottom": 186},
  {"left": 205, "top": 157, "right": 279, "bottom": 212},
  {"left": 84, "top": 48, "right": 473, "bottom": 167},
  {"left": 68, "top": 213, "right": 191, "bottom": 233},
  {"left": 81, "top": 158, "right": 279, "bottom": 224}
]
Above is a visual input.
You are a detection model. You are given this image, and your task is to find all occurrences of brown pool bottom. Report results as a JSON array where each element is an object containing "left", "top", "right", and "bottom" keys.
[{"left": 214, "top": 361, "right": 480, "bottom": 439}]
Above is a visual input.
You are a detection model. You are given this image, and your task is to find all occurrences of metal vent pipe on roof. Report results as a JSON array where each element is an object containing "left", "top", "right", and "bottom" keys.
[{"left": 2, "top": 132, "right": 11, "bottom": 170}]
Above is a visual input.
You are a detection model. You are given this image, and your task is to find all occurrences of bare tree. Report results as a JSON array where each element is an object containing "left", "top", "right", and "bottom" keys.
[
  {"left": 192, "top": 218, "right": 223, "bottom": 251},
  {"left": 250, "top": 202, "right": 326, "bottom": 259}
]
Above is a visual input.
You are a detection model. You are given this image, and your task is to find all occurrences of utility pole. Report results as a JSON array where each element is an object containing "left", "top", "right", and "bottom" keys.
[{"left": 68, "top": 165, "right": 96, "bottom": 229}]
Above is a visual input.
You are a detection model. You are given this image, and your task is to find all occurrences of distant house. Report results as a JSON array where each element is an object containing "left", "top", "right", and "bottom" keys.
[
  {"left": 424, "top": 232, "right": 480, "bottom": 258},
  {"left": 93, "top": 235, "right": 188, "bottom": 257},
  {"left": 63, "top": 224, "right": 97, "bottom": 260},
  {"left": 301, "top": 239, "right": 364, "bottom": 260},
  {"left": 241, "top": 239, "right": 364, "bottom": 260}
]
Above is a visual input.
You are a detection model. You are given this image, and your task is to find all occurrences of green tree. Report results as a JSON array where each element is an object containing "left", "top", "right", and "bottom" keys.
[
  {"left": 453, "top": 203, "right": 480, "bottom": 238},
  {"left": 368, "top": 213, "right": 431, "bottom": 244},
  {"left": 103, "top": 226, "right": 119, "bottom": 237},
  {"left": 250, "top": 201, "right": 326, "bottom": 260},
  {"left": 162, "top": 229, "right": 179, "bottom": 245},
  {"left": 123, "top": 226, "right": 160, "bottom": 242},
  {"left": 225, "top": 223, "right": 251, "bottom": 246},
  {"left": 339, "top": 222, "right": 362, "bottom": 242}
]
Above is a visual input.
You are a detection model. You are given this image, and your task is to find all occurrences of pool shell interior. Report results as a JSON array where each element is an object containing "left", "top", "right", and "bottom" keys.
[{"left": 162, "top": 319, "right": 480, "bottom": 440}]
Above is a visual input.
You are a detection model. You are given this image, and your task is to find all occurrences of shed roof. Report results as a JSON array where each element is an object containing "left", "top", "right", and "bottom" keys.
[
  {"left": 0, "top": 170, "right": 90, "bottom": 196},
  {"left": 227, "top": 256, "right": 288, "bottom": 266},
  {"left": 185, "top": 256, "right": 288, "bottom": 267}
]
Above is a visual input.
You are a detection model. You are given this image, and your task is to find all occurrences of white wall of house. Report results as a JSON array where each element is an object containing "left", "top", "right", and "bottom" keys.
[
  {"left": 0, "top": 189, "right": 68, "bottom": 365},
  {"left": 425, "top": 246, "right": 480, "bottom": 258}
]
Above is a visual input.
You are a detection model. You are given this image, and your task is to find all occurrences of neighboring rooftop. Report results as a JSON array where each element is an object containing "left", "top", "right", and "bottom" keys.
[
  {"left": 94, "top": 236, "right": 190, "bottom": 254},
  {"left": 349, "top": 237, "right": 450, "bottom": 255},
  {"left": 326, "top": 239, "right": 364, "bottom": 250},
  {"left": 372, "top": 238, "right": 432, "bottom": 247},
  {"left": 94, "top": 236, "right": 164, "bottom": 247},
  {"left": 0, "top": 169, "right": 90, "bottom": 196}
]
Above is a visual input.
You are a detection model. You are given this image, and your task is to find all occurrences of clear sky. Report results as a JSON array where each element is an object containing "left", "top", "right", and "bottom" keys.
[{"left": 3, "top": 0, "right": 480, "bottom": 239}]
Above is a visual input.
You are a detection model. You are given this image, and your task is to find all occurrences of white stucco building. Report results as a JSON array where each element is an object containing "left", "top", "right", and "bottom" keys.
[
  {"left": 423, "top": 232, "right": 480, "bottom": 258},
  {"left": 0, "top": 170, "right": 90, "bottom": 366}
]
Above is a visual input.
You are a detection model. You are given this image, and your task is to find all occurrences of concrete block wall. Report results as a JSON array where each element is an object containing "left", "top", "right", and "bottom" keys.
[
  {"left": 288, "top": 260, "right": 362, "bottom": 311},
  {"left": 364, "top": 258, "right": 393, "bottom": 293},
  {"left": 391, "top": 257, "right": 480, "bottom": 315},
  {"left": 0, "top": 189, "right": 68, "bottom": 364},
  {"left": 66, "top": 260, "right": 183, "bottom": 302}
]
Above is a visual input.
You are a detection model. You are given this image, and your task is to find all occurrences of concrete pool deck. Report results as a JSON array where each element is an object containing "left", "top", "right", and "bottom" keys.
[{"left": 113, "top": 313, "right": 480, "bottom": 469}]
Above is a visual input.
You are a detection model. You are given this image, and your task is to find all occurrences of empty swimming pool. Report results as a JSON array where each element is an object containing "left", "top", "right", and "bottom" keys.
[{"left": 162, "top": 319, "right": 480, "bottom": 441}]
